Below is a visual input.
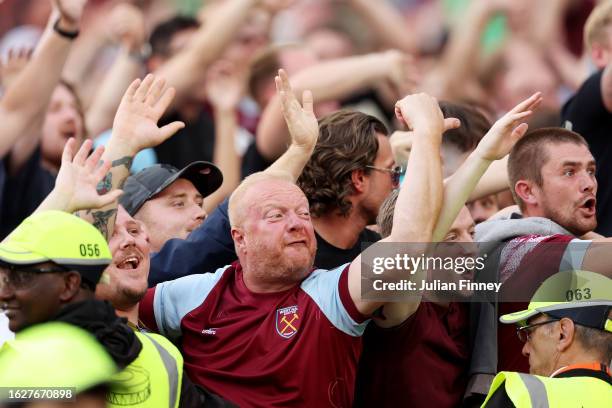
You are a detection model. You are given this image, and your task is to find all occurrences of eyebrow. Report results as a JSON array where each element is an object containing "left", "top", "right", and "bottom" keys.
[
  {"left": 561, "top": 160, "right": 596, "bottom": 167},
  {"left": 167, "top": 193, "right": 188, "bottom": 200}
]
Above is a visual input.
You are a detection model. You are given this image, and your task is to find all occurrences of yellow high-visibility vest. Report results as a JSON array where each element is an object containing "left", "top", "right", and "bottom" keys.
[
  {"left": 481, "top": 370, "right": 612, "bottom": 407},
  {"left": 107, "top": 331, "right": 183, "bottom": 408}
]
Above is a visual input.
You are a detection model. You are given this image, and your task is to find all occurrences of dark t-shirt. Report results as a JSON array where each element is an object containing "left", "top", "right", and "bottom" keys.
[
  {"left": 355, "top": 302, "right": 470, "bottom": 408},
  {"left": 561, "top": 69, "right": 612, "bottom": 236},
  {"left": 0, "top": 149, "right": 55, "bottom": 239},
  {"left": 240, "top": 141, "right": 272, "bottom": 179},
  {"left": 314, "top": 228, "right": 380, "bottom": 270},
  {"left": 155, "top": 109, "right": 216, "bottom": 169}
]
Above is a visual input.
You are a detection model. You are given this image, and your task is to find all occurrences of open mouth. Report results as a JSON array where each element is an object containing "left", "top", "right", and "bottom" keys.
[
  {"left": 579, "top": 198, "right": 596, "bottom": 214},
  {"left": 116, "top": 256, "right": 141, "bottom": 270},
  {"left": 60, "top": 126, "right": 76, "bottom": 139}
]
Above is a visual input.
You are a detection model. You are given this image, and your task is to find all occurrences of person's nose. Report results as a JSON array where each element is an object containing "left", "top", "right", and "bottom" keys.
[
  {"left": 581, "top": 171, "right": 596, "bottom": 194},
  {"left": 192, "top": 203, "right": 207, "bottom": 223},
  {"left": 119, "top": 230, "right": 136, "bottom": 250},
  {"left": 286, "top": 211, "right": 306, "bottom": 232},
  {"left": 521, "top": 340, "right": 531, "bottom": 358}
]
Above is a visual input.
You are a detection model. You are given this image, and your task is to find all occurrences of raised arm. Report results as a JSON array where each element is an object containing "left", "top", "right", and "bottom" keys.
[
  {"left": 265, "top": 69, "right": 318, "bottom": 180},
  {"left": 432, "top": 92, "right": 542, "bottom": 241},
  {"left": 422, "top": 0, "right": 504, "bottom": 100},
  {"left": 1, "top": 0, "right": 87, "bottom": 162},
  {"left": 256, "top": 50, "right": 412, "bottom": 160},
  {"left": 155, "top": 0, "right": 288, "bottom": 105},
  {"left": 345, "top": 0, "right": 417, "bottom": 54},
  {"left": 79, "top": 74, "right": 184, "bottom": 240},
  {"left": 204, "top": 61, "right": 244, "bottom": 211},
  {"left": 348, "top": 93, "right": 447, "bottom": 323},
  {"left": 86, "top": 3, "right": 146, "bottom": 138}
]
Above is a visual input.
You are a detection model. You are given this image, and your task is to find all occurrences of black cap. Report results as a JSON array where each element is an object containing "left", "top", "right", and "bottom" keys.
[{"left": 119, "top": 162, "right": 223, "bottom": 216}]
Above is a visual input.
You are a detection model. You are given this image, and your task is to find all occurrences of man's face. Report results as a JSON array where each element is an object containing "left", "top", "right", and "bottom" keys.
[
  {"left": 360, "top": 134, "right": 396, "bottom": 224},
  {"left": 234, "top": 180, "right": 317, "bottom": 287},
  {"left": 521, "top": 314, "right": 561, "bottom": 376},
  {"left": 0, "top": 263, "right": 68, "bottom": 332},
  {"left": 96, "top": 207, "right": 150, "bottom": 309},
  {"left": 531, "top": 142, "right": 597, "bottom": 236},
  {"left": 41, "top": 84, "right": 85, "bottom": 167},
  {"left": 467, "top": 194, "right": 499, "bottom": 224},
  {"left": 134, "top": 178, "right": 206, "bottom": 252}
]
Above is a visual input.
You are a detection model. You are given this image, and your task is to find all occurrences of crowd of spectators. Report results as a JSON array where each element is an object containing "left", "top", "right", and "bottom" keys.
[{"left": 0, "top": 0, "right": 610, "bottom": 407}]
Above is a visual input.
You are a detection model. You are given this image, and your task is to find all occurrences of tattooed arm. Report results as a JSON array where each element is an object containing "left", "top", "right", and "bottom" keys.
[{"left": 79, "top": 74, "right": 184, "bottom": 239}]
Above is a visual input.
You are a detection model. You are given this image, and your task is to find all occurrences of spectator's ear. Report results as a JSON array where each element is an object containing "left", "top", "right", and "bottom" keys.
[
  {"left": 514, "top": 180, "right": 538, "bottom": 207},
  {"left": 351, "top": 169, "right": 367, "bottom": 194},
  {"left": 590, "top": 42, "right": 609, "bottom": 69},
  {"left": 231, "top": 227, "right": 247, "bottom": 254},
  {"left": 59, "top": 271, "right": 83, "bottom": 302}
]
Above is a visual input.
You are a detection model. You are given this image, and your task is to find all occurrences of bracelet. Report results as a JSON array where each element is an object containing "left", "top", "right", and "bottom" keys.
[{"left": 53, "top": 18, "right": 79, "bottom": 40}]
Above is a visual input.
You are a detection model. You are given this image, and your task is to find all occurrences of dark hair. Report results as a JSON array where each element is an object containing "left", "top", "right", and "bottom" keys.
[
  {"left": 508, "top": 128, "right": 589, "bottom": 209},
  {"left": 149, "top": 16, "right": 199, "bottom": 58},
  {"left": 439, "top": 101, "right": 491, "bottom": 153},
  {"left": 298, "top": 110, "right": 387, "bottom": 217}
]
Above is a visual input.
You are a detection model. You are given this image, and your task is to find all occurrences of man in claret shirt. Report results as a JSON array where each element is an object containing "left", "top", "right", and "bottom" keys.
[{"left": 139, "top": 92, "right": 452, "bottom": 407}]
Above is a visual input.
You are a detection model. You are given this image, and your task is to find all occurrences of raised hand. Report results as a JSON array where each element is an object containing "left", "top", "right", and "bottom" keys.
[
  {"left": 111, "top": 74, "right": 185, "bottom": 155},
  {"left": 385, "top": 50, "right": 420, "bottom": 97},
  {"left": 53, "top": 0, "right": 88, "bottom": 30},
  {"left": 54, "top": 138, "right": 122, "bottom": 213},
  {"left": 0, "top": 48, "right": 32, "bottom": 89},
  {"left": 107, "top": 2, "right": 146, "bottom": 52},
  {"left": 394, "top": 93, "right": 460, "bottom": 138},
  {"left": 205, "top": 60, "right": 244, "bottom": 111},
  {"left": 474, "top": 91, "right": 542, "bottom": 161},
  {"left": 275, "top": 69, "right": 318, "bottom": 150}
]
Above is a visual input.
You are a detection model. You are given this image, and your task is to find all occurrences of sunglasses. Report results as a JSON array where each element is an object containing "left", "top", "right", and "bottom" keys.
[
  {"left": 365, "top": 165, "right": 403, "bottom": 187},
  {"left": 0, "top": 264, "right": 68, "bottom": 291}
]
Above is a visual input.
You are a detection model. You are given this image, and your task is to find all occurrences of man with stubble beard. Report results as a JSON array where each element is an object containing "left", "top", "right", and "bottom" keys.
[
  {"left": 472, "top": 128, "right": 612, "bottom": 397},
  {"left": 139, "top": 91, "right": 450, "bottom": 406}
]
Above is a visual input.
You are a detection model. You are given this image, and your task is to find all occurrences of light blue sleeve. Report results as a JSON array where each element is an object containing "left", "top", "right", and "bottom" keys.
[
  {"left": 153, "top": 265, "right": 229, "bottom": 340},
  {"left": 560, "top": 239, "right": 591, "bottom": 271},
  {"left": 300, "top": 264, "right": 370, "bottom": 337},
  {"left": 94, "top": 130, "right": 157, "bottom": 173}
]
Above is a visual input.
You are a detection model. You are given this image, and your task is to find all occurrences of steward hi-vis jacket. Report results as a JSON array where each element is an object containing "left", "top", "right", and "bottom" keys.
[
  {"left": 481, "top": 369, "right": 612, "bottom": 408},
  {"left": 107, "top": 331, "right": 183, "bottom": 408}
]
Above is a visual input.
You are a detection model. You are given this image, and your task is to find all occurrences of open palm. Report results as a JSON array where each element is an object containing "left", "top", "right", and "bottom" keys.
[
  {"left": 112, "top": 74, "right": 185, "bottom": 154},
  {"left": 276, "top": 69, "right": 318, "bottom": 149},
  {"left": 475, "top": 92, "right": 542, "bottom": 161},
  {"left": 54, "top": 138, "right": 122, "bottom": 213}
]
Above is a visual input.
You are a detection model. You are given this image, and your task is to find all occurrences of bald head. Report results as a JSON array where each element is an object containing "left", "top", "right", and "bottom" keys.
[
  {"left": 229, "top": 173, "right": 317, "bottom": 293},
  {"left": 228, "top": 171, "right": 295, "bottom": 227}
]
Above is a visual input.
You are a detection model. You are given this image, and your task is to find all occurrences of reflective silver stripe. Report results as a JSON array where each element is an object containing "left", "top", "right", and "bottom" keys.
[
  {"left": 517, "top": 373, "right": 549, "bottom": 408},
  {"left": 142, "top": 333, "right": 179, "bottom": 408}
]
